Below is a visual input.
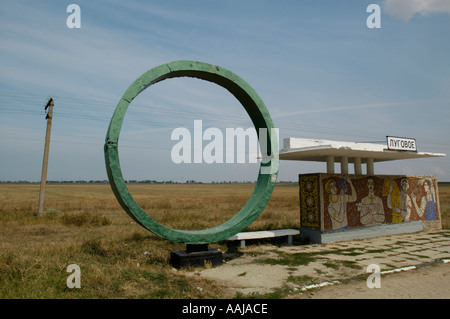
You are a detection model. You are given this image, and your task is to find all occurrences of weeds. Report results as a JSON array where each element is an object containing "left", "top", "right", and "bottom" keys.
[
  {"left": 287, "top": 275, "right": 315, "bottom": 286},
  {"left": 81, "top": 239, "right": 107, "bottom": 257},
  {"left": 257, "top": 251, "right": 316, "bottom": 266},
  {"left": 61, "top": 211, "right": 111, "bottom": 227},
  {"left": 46, "top": 208, "right": 61, "bottom": 216}
]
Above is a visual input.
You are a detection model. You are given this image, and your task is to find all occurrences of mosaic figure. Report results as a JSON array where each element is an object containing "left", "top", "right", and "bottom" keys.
[
  {"left": 325, "top": 177, "right": 357, "bottom": 230},
  {"left": 385, "top": 179, "right": 402, "bottom": 223},
  {"left": 357, "top": 177, "right": 385, "bottom": 225},
  {"left": 399, "top": 178, "right": 412, "bottom": 222},
  {"left": 412, "top": 179, "right": 437, "bottom": 220}
]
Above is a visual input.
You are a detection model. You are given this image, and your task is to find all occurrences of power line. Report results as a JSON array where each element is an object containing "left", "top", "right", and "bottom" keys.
[{"left": 1, "top": 92, "right": 450, "bottom": 150}]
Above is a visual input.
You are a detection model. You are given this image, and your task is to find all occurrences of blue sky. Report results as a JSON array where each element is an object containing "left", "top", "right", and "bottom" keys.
[{"left": 0, "top": 0, "right": 449, "bottom": 182}]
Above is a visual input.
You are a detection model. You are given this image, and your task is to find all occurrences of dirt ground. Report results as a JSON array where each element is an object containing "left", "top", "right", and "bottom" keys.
[{"left": 297, "top": 262, "right": 450, "bottom": 299}]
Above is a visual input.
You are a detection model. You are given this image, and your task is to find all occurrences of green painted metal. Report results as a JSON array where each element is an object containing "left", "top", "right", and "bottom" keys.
[{"left": 104, "top": 60, "right": 278, "bottom": 244}]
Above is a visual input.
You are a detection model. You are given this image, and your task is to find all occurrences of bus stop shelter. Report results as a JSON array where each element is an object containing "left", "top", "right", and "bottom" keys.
[{"left": 279, "top": 137, "right": 446, "bottom": 243}]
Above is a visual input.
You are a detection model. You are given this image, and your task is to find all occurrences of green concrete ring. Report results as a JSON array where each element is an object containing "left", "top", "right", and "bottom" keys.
[{"left": 104, "top": 60, "right": 278, "bottom": 244}]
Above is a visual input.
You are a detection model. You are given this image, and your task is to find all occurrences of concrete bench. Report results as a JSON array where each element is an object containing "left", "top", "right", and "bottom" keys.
[{"left": 227, "top": 229, "right": 300, "bottom": 248}]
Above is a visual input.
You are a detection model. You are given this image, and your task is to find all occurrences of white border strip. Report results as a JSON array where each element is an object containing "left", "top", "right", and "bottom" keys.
[
  {"left": 301, "top": 280, "right": 340, "bottom": 291},
  {"left": 380, "top": 265, "right": 417, "bottom": 274},
  {"left": 299, "top": 259, "right": 449, "bottom": 293}
]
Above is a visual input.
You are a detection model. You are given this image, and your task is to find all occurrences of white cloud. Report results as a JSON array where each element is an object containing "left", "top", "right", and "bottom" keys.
[
  {"left": 384, "top": 0, "right": 450, "bottom": 22},
  {"left": 272, "top": 100, "right": 413, "bottom": 119}
]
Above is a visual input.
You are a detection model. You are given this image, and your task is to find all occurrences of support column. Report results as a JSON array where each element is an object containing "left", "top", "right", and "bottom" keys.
[
  {"left": 367, "top": 158, "right": 374, "bottom": 175},
  {"left": 341, "top": 156, "right": 349, "bottom": 175},
  {"left": 354, "top": 157, "right": 362, "bottom": 175},
  {"left": 326, "top": 155, "right": 334, "bottom": 174}
]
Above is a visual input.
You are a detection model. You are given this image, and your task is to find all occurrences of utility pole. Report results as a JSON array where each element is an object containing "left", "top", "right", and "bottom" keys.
[{"left": 38, "top": 97, "right": 54, "bottom": 215}]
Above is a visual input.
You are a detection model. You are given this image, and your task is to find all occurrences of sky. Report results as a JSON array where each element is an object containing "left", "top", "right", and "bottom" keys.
[{"left": 0, "top": 0, "right": 449, "bottom": 183}]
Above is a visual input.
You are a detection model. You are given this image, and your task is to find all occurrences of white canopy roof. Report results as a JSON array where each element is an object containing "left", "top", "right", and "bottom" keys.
[{"left": 279, "top": 138, "right": 445, "bottom": 163}]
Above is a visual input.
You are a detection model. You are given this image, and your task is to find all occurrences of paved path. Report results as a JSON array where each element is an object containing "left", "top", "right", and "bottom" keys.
[{"left": 188, "top": 229, "right": 450, "bottom": 298}]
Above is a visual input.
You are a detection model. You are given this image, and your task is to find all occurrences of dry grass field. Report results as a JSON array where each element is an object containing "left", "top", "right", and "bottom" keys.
[
  {"left": 0, "top": 182, "right": 298, "bottom": 299},
  {"left": 0, "top": 182, "right": 449, "bottom": 299}
]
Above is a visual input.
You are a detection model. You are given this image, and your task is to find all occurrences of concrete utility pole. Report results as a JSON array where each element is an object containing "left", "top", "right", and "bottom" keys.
[{"left": 38, "top": 97, "right": 54, "bottom": 215}]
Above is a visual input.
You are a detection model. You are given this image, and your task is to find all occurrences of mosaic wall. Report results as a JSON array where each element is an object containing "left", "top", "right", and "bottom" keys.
[{"left": 299, "top": 174, "right": 441, "bottom": 231}]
